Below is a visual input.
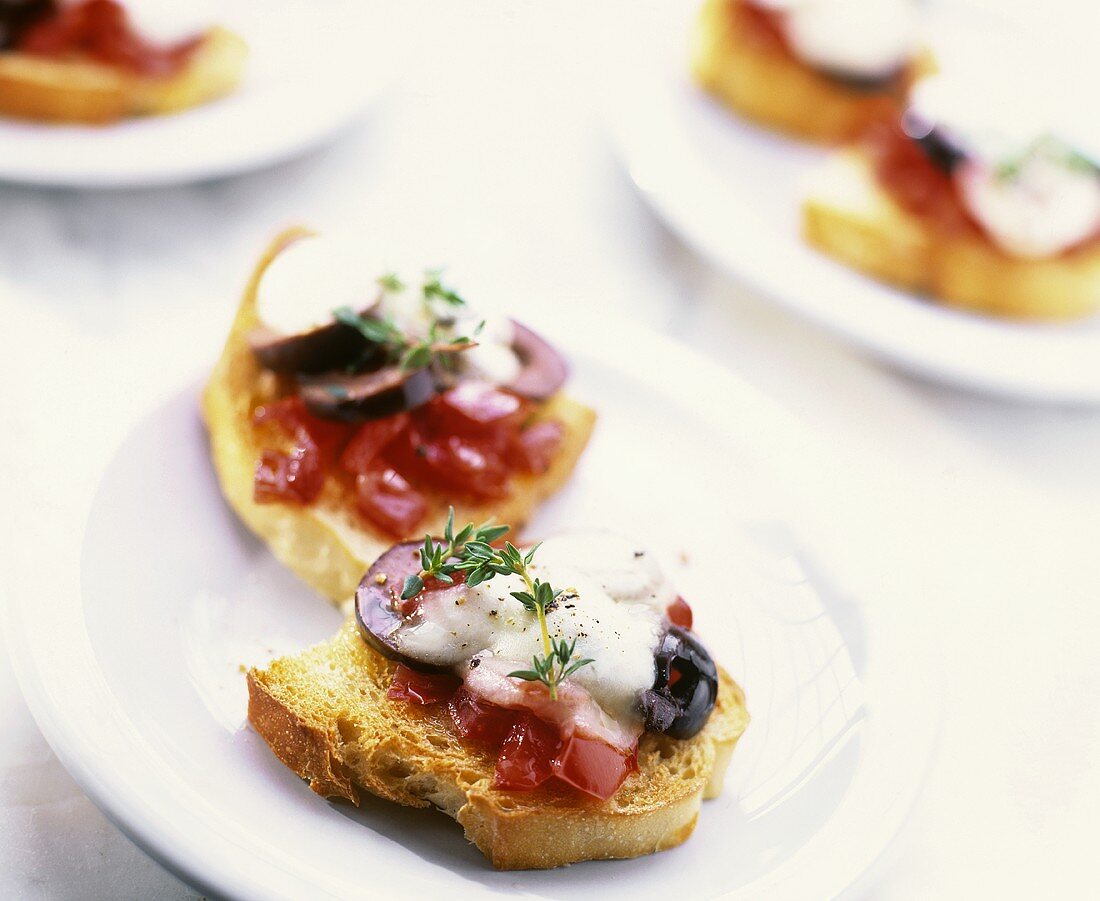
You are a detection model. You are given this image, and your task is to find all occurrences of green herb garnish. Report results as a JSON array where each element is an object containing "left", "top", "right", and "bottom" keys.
[
  {"left": 422, "top": 268, "right": 466, "bottom": 307},
  {"left": 332, "top": 307, "right": 476, "bottom": 372},
  {"left": 402, "top": 508, "right": 593, "bottom": 700},
  {"left": 378, "top": 272, "right": 405, "bottom": 293}
]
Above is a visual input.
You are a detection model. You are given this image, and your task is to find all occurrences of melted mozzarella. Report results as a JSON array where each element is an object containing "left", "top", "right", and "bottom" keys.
[
  {"left": 394, "top": 534, "right": 674, "bottom": 727},
  {"left": 256, "top": 235, "right": 384, "bottom": 337},
  {"left": 255, "top": 234, "right": 522, "bottom": 382},
  {"left": 957, "top": 155, "right": 1100, "bottom": 259},
  {"left": 781, "top": 0, "right": 919, "bottom": 80},
  {"left": 908, "top": 75, "right": 1100, "bottom": 259}
]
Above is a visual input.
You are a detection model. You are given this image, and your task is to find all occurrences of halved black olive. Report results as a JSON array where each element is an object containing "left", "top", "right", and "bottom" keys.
[
  {"left": 249, "top": 322, "right": 376, "bottom": 375},
  {"left": 299, "top": 366, "right": 436, "bottom": 422},
  {"left": 355, "top": 541, "right": 451, "bottom": 672},
  {"left": 640, "top": 626, "right": 718, "bottom": 740},
  {"left": 507, "top": 321, "right": 568, "bottom": 400}
]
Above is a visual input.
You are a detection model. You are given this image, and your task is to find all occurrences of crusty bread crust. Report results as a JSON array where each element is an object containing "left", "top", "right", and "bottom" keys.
[
  {"left": 804, "top": 149, "right": 1100, "bottom": 318},
  {"left": 202, "top": 229, "right": 598, "bottom": 604},
  {"left": 248, "top": 619, "right": 749, "bottom": 870},
  {"left": 692, "top": 0, "right": 925, "bottom": 143},
  {"left": 0, "top": 26, "right": 246, "bottom": 124}
]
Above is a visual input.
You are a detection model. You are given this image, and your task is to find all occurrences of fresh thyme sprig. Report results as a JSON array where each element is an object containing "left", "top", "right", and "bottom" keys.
[
  {"left": 332, "top": 308, "right": 477, "bottom": 372},
  {"left": 422, "top": 268, "right": 466, "bottom": 307},
  {"left": 400, "top": 507, "right": 509, "bottom": 600},
  {"left": 401, "top": 509, "right": 593, "bottom": 700}
]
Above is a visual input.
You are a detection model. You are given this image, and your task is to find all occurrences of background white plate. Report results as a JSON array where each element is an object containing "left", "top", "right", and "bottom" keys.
[
  {"left": 0, "top": 0, "right": 399, "bottom": 188},
  {"left": 5, "top": 320, "right": 940, "bottom": 900},
  {"left": 605, "top": 2, "right": 1100, "bottom": 404}
]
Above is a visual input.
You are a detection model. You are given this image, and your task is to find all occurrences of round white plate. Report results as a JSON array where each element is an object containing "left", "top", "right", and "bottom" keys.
[
  {"left": 5, "top": 321, "right": 939, "bottom": 900},
  {"left": 605, "top": 2, "right": 1100, "bottom": 404},
  {"left": 0, "top": 0, "right": 398, "bottom": 188}
]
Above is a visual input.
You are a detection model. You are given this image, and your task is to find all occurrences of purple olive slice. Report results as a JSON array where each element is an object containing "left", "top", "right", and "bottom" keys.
[
  {"left": 640, "top": 626, "right": 718, "bottom": 740},
  {"left": 299, "top": 365, "right": 437, "bottom": 422},
  {"left": 248, "top": 321, "right": 376, "bottom": 375},
  {"left": 355, "top": 541, "right": 452, "bottom": 672},
  {"left": 506, "top": 321, "right": 568, "bottom": 400}
]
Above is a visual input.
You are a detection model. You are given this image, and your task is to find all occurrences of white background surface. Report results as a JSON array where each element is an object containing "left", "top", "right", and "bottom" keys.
[{"left": 2, "top": 1, "right": 1100, "bottom": 898}]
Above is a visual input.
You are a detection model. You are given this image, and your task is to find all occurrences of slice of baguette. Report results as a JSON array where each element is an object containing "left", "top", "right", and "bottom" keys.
[
  {"left": 248, "top": 619, "right": 750, "bottom": 870},
  {"left": 804, "top": 149, "right": 1100, "bottom": 318},
  {"left": 202, "top": 229, "right": 597, "bottom": 604},
  {"left": 691, "top": 0, "right": 922, "bottom": 143},
  {"left": 0, "top": 25, "right": 246, "bottom": 124}
]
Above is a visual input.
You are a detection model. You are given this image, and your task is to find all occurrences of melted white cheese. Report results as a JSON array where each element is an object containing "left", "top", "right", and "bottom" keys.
[
  {"left": 909, "top": 75, "right": 1100, "bottom": 259},
  {"left": 255, "top": 234, "right": 521, "bottom": 381},
  {"left": 957, "top": 154, "right": 1100, "bottom": 259},
  {"left": 778, "top": 0, "right": 919, "bottom": 80},
  {"left": 256, "top": 235, "right": 384, "bottom": 337},
  {"left": 394, "top": 533, "right": 673, "bottom": 726}
]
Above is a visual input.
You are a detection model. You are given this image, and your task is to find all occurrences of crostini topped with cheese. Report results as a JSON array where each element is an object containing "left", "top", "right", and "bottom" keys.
[
  {"left": 804, "top": 72, "right": 1100, "bottom": 318},
  {"left": 203, "top": 229, "right": 596, "bottom": 602},
  {"left": 693, "top": 0, "right": 929, "bottom": 142},
  {"left": 247, "top": 516, "right": 749, "bottom": 868}
]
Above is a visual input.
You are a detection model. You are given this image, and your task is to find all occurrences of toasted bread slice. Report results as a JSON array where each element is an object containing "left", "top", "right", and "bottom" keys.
[
  {"left": 202, "top": 229, "right": 597, "bottom": 604},
  {"left": 0, "top": 25, "right": 246, "bottom": 124},
  {"left": 804, "top": 149, "right": 1100, "bottom": 318},
  {"left": 248, "top": 619, "right": 749, "bottom": 870},
  {"left": 692, "top": 0, "right": 925, "bottom": 143}
]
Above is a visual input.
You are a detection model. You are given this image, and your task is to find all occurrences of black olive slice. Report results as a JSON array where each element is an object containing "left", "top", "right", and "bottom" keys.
[
  {"left": 507, "top": 321, "right": 568, "bottom": 400},
  {"left": 248, "top": 321, "right": 375, "bottom": 375},
  {"left": 641, "top": 626, "right": 719, "bottom": 740},
  {"left": 355, "top": 541, "right": 452, "bottom": 672},
  {"left": 299, "top": 366, "right": 437, "bottom": 422}
]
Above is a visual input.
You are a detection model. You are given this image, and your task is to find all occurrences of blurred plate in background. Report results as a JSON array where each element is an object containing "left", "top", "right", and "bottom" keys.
[
  {"left": 0, "top": 0, "right": 399, "bottom": 188},
  {"left": 605, "top": 1, "right": 1100, "bottom": 404}
]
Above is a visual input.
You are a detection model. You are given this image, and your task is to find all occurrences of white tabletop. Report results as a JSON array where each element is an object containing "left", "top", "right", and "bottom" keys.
[{"left": 3, "top": 2, "right": 1099, "bottom": 898}]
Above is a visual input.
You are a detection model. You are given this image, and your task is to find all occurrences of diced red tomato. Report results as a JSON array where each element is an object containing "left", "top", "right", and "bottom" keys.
[
  {"left": 447, "top": 689, "right": 517, "bottom": 746},
  {"left": 552, "top": 735, "right": 636, "bottom": 801},
  {"left": 340, "top": 413, "right": 409, "bottom": 475},
  {"left": 493, "top": 714, "right": 561, "bottom": 791},
  {"left": 667, "top": 596, "right": 694, "bottom": 631},
  {"left": 18, "top": 0, "right": 200, "bottom": 75},
  {"left": 388, "top": 665, "right": 461, "bottom": 705},
  {"left": 253, "top": 386, "right": 563, "bottom": 515},
  {"left": 254, "top": 396, "right": 351, "bottom": 464},
  {"left": 254, "top": 446, "right": 325, "bottom": 504},
  {"left": 355, "top": 468, "right": 428, "bottom": 537},
  {"left": 507, "top": 420, "right": 564, "bottom": 474},
  {"left": 433, "top": 383, "right": 525, "bottom": 434}
]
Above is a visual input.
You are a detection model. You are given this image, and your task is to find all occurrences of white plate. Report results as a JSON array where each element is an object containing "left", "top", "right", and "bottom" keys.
[
  {"left": 5, "top": 320, "right": 939, "bottom": 900},
  {"left": 605, "top": 2, "right": 1100, "bottom": 404},
  {"left": 0, "top": 0, "right": 397, "bottom": 188}
]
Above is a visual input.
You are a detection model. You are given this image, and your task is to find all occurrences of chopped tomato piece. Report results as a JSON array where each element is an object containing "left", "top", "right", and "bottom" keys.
[
  {"left": 340, "top": 413, "right": 410, "bottom": 475},
  {"left": 552, "top": 735, "right": 635, "bottom": 800},
  {"left": 667, "top": 596, "right": 694, "bottom": 631},
  {"left": 254, "top": 446, "right": 324, "bottom": 504},
  {"left": 493, "top": 714, "right": 561, "bottom": 791},
  {"left": 396, "top": 426, "right": 510, "bottom": 499},
  {"left": 18, "top": 0, "right": 200, "bottom": 75},
  {"left": 254, "top": 396, "right": 350, "bottom": 464},
  {"left": 507, "top": 420, "right": 564, "bottom": 474},
  {"left": 355, "top": 468, "right": 428, "bottom": 537},
  {"left": 388, "top": 665, "right": 461, "bottom": 705},
  {"left": 432, "top": 383, "right": 525, "bottom": 437},
  {"left": 447, "top": 689, "right": 517, "bottom": 746}
]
